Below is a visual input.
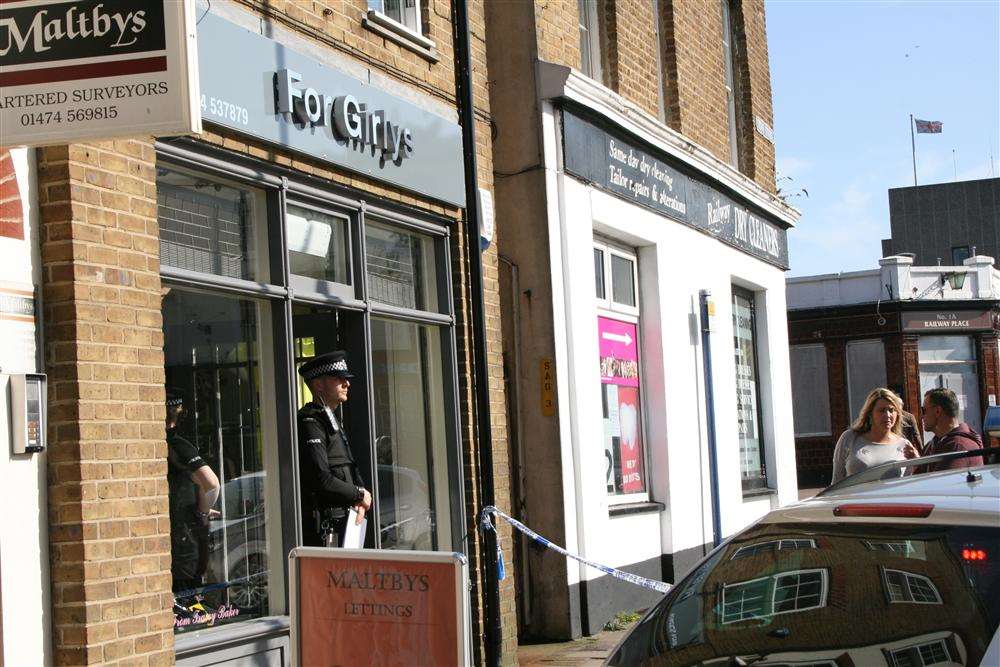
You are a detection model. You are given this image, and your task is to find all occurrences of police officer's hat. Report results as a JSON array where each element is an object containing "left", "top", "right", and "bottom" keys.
[
  {"left": 298, "top": 350, "right": 355, "bottom": 381},
  {"left": 166, "top": 389, "right": 184, "bottom": 408}
]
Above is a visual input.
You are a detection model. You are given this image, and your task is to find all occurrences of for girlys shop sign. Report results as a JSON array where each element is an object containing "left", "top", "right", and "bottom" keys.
[{"left": 599, "top": 316, "right": 645, "bottom": 494}]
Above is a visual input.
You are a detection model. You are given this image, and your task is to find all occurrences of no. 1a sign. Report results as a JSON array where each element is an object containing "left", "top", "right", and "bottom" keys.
[
  {"left": 290, "top": 548, "right": 470, "bottom": 667},
  {"left": 0, "top": 0, "right": 201, "bottom": 147}
]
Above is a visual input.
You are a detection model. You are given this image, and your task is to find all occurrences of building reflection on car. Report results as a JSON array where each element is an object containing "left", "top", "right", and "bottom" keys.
[{"left": 607, "top": 449, "right": 1000, "bottom": 666}]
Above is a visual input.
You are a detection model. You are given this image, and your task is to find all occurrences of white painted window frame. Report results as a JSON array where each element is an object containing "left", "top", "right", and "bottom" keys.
[{"left": 594, "top": 239, "right": 649, "bottom": 504}]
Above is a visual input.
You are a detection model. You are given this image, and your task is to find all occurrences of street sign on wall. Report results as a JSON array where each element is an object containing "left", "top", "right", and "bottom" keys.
[
  {"left": 289, "top": 547, "right": 470, "bottom": 667},
  {"left": 0, "top": 0, "right": 201, "bottom": 147}
]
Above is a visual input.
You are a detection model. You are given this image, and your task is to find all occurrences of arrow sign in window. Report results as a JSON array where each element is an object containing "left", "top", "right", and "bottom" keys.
[{"left": 601, "top": 331, "right": 633, "bottom": 346}]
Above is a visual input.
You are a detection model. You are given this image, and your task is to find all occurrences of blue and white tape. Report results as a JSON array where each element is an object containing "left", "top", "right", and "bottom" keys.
[{"left": 481, "top": 505, "right": 671, "bottom": 595}]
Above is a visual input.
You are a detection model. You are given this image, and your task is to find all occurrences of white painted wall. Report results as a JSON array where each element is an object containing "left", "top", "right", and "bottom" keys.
[
  {"left": 787, "top": 255, "right": 1000, "bottom": 309},
  {"left": 549, "top": 171, "right": 799, "bottom": 584},
  {"left": 0, "top": 148, "right": 50, "bottom": 667}
]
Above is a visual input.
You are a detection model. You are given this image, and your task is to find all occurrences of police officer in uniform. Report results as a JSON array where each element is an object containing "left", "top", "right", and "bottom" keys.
[
  {"left": 165, "top": 390, "right": 220, "bottom": 595},
  {"left": 297, "top": 351, "right": 372, "bottom": 547}
]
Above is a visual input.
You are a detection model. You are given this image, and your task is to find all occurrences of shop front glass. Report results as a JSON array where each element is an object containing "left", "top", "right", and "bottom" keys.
[
  {"left": 157, "top": 152, "right": 463, "bottom": 637},
  {"left": 732, "top": 286, "right": 767, "bottom": 492}
]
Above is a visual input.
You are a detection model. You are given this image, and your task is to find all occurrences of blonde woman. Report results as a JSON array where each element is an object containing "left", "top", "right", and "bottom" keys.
[{"left": 831, "top": 388, "right": 920, "bottom": 484}]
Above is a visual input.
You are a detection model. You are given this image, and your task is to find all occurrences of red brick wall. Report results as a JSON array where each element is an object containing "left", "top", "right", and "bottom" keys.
[{"left": 0, "top": 150, "right": 25, "bottom": 240}]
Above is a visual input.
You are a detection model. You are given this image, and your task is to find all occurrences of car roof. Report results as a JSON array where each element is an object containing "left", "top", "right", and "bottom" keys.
[{"left": 762, "top": 463, "right": 1000, "bottom": 528}]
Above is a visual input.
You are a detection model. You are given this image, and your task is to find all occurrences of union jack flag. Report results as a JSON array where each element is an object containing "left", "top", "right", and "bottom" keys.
[{"left": 914, "top": 119, "right": 943, "bottom": 134}]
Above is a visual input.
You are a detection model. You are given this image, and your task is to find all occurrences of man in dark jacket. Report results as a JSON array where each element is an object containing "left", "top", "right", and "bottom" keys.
[
  {"left": 918, "top": 387, "right": 984, "bottom": 473},
  {"left": 297, "top": 350, "right": 372, "bottom": 547},
  {"left": 890, "top": 385, "right": 924, "bottom": 452}
]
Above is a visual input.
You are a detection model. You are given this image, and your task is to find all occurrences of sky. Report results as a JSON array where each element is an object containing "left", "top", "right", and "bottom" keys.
[{"left": 766, "top": 0, "right": 1000, "bottom": 276}]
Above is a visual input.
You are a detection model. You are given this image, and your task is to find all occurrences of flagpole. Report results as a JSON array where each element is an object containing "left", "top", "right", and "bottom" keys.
[{"left": 910, "top": 114, "right": 917, "bottom": 186}]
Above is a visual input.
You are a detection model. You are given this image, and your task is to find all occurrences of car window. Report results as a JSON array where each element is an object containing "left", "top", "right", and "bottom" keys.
[{"left": 609, "top": 522, "right": 1000, "bottom": 666}]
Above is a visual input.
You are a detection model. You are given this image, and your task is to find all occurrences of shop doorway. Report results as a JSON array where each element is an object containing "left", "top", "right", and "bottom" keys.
[
  {"left": 291, "top": 304, "right": 373, "bottom": 545},
  {"left": 918, "top": 336, "right": 982, "bottom": 440}
]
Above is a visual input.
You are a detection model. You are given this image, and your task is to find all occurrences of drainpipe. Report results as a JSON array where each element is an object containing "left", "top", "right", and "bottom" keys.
[
  {"left": 452, "top": 2, "right": 501, "bottom": 666},
  {"left": 699, "top": 290, "right": 723, "bottom": 547}
]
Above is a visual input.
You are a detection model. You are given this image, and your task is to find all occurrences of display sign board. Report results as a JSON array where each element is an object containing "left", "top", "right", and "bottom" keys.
[
  {"left": 0, "top": 0, "right": 201, "bottom": 147},
  {"left": 599, "top": 316, "right": 644, "bottom": 494},
  {"left": 196, "top": 10, "right": 466, "bottom": 207},
  {"left": 290, "top": 547, "right": 470, "bottom": 667},
  {"left": 902, "top": 310, "right": 995, "bottom": 332},
  {"left": 562, "top": 109, "right": 789, "bottom": 269}
]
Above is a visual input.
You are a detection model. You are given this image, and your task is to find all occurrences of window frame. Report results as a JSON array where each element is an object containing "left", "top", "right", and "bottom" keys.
[
  {"left": 285, "top": 196, "right": 356, "bottom": 303},
  {"left": 845, "top": 338, "right": 887, "bottom": 426},
  {"left": 578, "top": 0, "right": 604, "bottom": 84},
  {"left": 888, "top": 638, "right": 953, "bottom": 667},
  {"left": 789, "top": 343, "right": 832, "bottom": 437},
  {"left": 720, "top": 0, "right": 741, "bottom": 168},
  {"left": 595, "top": 239, "right": 640, "bottom": 317},
  {"left": 594, "top": 239, "right": 649, "bottom": 504},
  {"left": 156, "top": 140, "right": 467, "bottom": 646},
  {"left": 731, "top": 284, "right": 768, "bottom": 493}
]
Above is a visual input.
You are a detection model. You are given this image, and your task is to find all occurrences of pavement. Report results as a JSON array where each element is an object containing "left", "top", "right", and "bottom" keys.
[{"left": 516, "top": 628, "right": 629, "bottom": 666}]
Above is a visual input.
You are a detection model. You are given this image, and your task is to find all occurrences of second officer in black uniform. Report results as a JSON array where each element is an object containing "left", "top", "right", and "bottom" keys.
[{"left": 297, "top": 351, "right": 372, "bottom": 547}]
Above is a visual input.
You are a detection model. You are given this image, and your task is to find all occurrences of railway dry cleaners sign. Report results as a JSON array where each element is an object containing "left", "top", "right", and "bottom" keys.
[
  {"left": 562, "top": 109, "right": 789, "bottom": 268},
  {"left": 0, "top": 0, "right": 201, "bottom": 146}
]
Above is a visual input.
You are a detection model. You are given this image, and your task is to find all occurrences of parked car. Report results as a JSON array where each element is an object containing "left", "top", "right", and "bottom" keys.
[{"left": 607, "top": 449, "right": 1000, "bottom": 666}]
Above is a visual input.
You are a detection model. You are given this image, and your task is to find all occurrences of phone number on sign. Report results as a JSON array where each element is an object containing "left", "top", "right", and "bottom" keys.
[
  {"left": 201, "top": 95, "right": 249, "bottom": 125},
  {"left": 19, "top": 106, "right": 119, "bottom": 126}
]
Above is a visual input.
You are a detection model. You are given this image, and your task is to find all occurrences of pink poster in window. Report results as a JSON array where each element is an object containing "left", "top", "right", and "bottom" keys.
[
  {"left": 616, "top": 386, "right": 644, "bottom": 493},
  {"left": 598, "top": 316, "right": 644, "bottom": 493},
  {"left": 598, "top": 317, "right": 639, "bottom": 387}
]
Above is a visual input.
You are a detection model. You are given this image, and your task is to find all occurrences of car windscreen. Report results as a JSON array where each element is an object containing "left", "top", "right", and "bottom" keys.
[{"left": 608, "top": 522, "right": 1000, "bottom": 666}]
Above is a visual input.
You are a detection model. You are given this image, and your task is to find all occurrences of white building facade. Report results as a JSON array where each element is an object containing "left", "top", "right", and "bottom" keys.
[{"left": 497, "top": 66, "right": 801, "bottom": 637}]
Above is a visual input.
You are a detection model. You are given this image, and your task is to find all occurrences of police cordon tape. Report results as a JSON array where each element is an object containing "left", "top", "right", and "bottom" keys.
[{"left": 480, "top": 505, "right": 672, "bottom": 595}]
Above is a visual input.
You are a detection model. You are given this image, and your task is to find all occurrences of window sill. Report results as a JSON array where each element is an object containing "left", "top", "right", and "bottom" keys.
[
  {"left": 608, "top": 501, "right": 664, "bottom": 517},
  {"left": 174, "top": 615, "right": 289, "bottom": 657},
  {"left": 361, "top": 10, "right": 439, "bottom": 63},
  {"left": 742, "top": 487, "right": 778, "bottom": 500}
]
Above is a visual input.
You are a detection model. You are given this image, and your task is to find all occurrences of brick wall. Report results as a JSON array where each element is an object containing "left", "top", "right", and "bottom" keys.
[
  {"left": 603, "top": 0, "right": 661, "bottom": 117},
  {"left": 662, "top": 0, "right": 776, "bottom": 191},
  {"left": 38, "top": 140, "right": 172, "bottom": 666},
  {"left": 1, "top": 150, "right": 24, "bottom": 240}
]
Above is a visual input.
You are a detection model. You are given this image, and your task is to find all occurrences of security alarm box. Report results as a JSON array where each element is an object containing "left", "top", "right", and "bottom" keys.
[{"left": 11, "top": 373, "right": 46, "bottom": 454}]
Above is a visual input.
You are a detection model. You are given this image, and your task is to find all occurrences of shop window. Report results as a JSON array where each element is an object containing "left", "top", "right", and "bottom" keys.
[
  {"left": 371, "top": 318, "right": 452, "bottom": 550},
  {"left": 595, "top": 241, "right": 646, "bottom": 498},
  {"left": 286, "top": 203, "right": 350, "bottom": 288},
  {"left": 368, "top": 0, "right": 422, "bottom": 35},
  {"left": 157, "top": 165, "right": 268, "bottom": 282},
  {"left": 882, "top": 569, "right": 941, "bottom": 604},
  {"left": 918, "top": 336, "right": 981, "bottom": 438},
  {"left": 163, "top": 288, "right": 278, "bottom": 633},
  {"left": 365, "top": 222, "right": 440, "bottom": 313},
  {"left": 721, "top": 569, "right": 828, "bottom": 623},
  {"left": 578, "top": 0, "right": 604, "bottom": 83},
  {"left": 845, "top": 339, "right": 887, "bottom": 422},
  {"left": 790, "top": 345, "right": 831, "bottom": 436},
  {"left": 732, "top": 287, "right": 766, "bottom": 492}
]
